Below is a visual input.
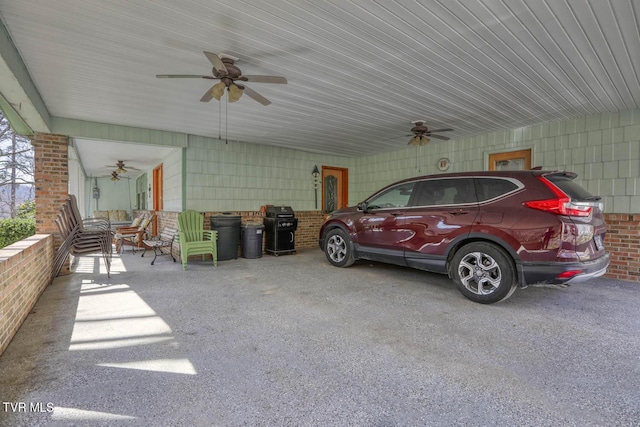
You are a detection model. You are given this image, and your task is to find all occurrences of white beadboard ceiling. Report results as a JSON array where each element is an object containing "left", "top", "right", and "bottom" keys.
[{"left": 0, "top": 0, "right": 639, "bottom": 176}]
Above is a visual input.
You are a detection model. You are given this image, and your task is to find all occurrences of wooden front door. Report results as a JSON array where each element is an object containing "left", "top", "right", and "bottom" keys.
[
  {"left": 322, "top": 166, "right": 348, "bottom": 213},
  {"left": 152, "top": 164, "right": 163, "bottom": 235}
]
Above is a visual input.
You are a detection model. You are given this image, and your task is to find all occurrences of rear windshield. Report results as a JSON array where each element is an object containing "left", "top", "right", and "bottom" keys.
[{"left": 546, "top": 174, "right": 598, "bottom": 201}]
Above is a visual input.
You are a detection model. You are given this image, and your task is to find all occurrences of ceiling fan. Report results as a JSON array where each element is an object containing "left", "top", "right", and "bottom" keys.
[
  {"left": 104, "top": 160, "right": 141, "bottom": 174},
  {"left": 110, "top": 171, "right": 120, "bottom": 181},
  {"left": 406, "top": 121, "right": 453, "bottom": 146},
  {"left": 156, "top": 51, "right": 287, "bottom": 106}
]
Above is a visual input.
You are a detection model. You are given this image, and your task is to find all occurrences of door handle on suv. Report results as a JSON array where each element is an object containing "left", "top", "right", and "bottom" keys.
[{"left": 449, "top": 209, "right": 469, "bottom": 216}]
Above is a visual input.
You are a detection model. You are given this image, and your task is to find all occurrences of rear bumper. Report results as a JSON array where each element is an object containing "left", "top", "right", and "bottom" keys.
[{"left": 518, "top": 252, "right": 610, "bottom": 287}]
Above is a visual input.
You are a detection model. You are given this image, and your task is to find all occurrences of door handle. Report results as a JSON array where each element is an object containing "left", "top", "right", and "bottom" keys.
[{"left": 449, "top": 210, "right": 469, "bottom": 216}]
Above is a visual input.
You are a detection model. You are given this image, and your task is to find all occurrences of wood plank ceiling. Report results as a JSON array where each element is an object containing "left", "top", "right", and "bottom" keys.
[{"left": 0, "top": 0, "right": 638, "bottom": 173}]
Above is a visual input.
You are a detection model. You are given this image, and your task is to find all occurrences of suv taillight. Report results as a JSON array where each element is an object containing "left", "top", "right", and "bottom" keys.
[{"left": 524, "top": 177, "right": 593, "bottom": 217}]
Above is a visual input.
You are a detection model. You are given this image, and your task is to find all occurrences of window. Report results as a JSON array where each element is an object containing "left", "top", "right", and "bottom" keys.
[
  {"left": 476, "top": 178, "right": 521, "bottom": 202},
  {"left": 545, "top": 173, "right": 597, "bottom": 202},
  {"left": 367, "top": 182, "right": 415, "bottom": 209},
  {"left": 411, "top": 178, "right": 477, "bottom": 206},
  {"left": 488, "top": 149, "right": 531, "bottom": 171}
]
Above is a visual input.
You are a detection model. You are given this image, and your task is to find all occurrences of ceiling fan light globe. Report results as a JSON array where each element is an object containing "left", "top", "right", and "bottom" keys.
[
  {"left": 228, "top": 84, "right": 243, "bottom": 103},
  {"left": 211, "top": 82, "right": 226, "bottom": 100}
]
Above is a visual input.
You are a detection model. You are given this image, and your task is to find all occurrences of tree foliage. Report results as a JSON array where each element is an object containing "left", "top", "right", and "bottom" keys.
[
  {"left": 0, "top": 110, "right": 34, "bottom": 218},
  {"left": 16, "top": 200, "right": 36, "bottom": 219}
]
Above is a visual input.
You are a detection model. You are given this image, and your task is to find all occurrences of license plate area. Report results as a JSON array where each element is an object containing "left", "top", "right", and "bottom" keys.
[{"left": 594, "top": 234, "right": 604, "bottom": 251}]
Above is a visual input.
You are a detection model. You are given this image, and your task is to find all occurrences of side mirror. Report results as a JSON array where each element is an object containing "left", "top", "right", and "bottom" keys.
[{"left": 357, "top": 201, "right": 368, "bottom": 212}]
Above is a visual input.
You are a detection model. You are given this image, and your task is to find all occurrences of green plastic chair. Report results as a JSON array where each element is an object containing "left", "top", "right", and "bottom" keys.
[{"left": 177, "top": 210, "right": 218, "bottom": 270}]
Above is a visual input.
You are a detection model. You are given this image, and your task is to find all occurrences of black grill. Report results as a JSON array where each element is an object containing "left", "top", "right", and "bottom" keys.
[{"left": 263, "top": 206, "right": 298, "bottom": 256}]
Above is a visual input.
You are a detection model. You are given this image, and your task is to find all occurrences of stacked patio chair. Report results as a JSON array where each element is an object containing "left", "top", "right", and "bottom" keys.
[
  {"left": 176, "top": 210, "right": 217, "bottom": 270},
  {"left": 52, "top": 195, "right": 113, "bottom": 281}
]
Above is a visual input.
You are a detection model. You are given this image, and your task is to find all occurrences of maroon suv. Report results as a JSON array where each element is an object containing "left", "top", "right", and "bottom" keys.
[{"left": 318, "top": 170, "right": 609, "bottom": 303}]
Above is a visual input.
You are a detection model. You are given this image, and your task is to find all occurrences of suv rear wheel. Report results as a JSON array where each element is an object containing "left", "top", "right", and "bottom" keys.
[
  {"left": 451, "top": 242, "right": 517, "bottom": 304},
  {"left": 324, "top": 228, "right": 355, "bottom": 267}
]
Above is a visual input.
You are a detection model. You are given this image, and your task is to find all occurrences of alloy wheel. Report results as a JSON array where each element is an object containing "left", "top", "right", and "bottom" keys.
[
  {"left": 457, "top": 251, "right": 502, "bottom": 296},
  {"left": 326, "top": 234, "right": 347, "bottom": 263}
]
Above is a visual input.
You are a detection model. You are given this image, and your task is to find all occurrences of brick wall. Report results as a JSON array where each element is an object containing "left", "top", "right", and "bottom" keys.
[
  {"left": 141, "top": 210, "right": 325, "bottom": 261},
  {"left": 603, "top": 213, "right": 640, "bottom": 281},
  {"left": 290, "top": 211, "right": 325, "bottom": 249},
  {"left": 0, "top": 134, "right": 67, "bottom": 355},
  {"left": 32, "top": 133, "right": 69, "bottom": 238},
  {"left": 202, "top": 210, "right": 324, "bottom": 251},
  {"left": 32, "top": 133, "right": 69, "bottom": 275},
  {"left": 0, "top": 235, "right": 54, "bottom": 356}
]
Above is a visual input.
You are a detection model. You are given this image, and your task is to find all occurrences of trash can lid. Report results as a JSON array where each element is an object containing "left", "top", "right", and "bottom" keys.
[
  {"left": 210, "top": 215, "right": 242, "bottom": 226},
  {"left": 241, "top": 222, "right": 265, "bottom": 229}
]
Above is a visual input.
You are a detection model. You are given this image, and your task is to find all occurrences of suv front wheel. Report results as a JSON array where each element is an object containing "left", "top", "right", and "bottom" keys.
[
  {"left": 451, "top": 242, "right": 517, "bottom": 304},
  {"left": 324, "top": 228, "right": 355, "bottom": 267}
]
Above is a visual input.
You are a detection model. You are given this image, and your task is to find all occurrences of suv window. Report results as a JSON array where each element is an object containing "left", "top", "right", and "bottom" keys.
[
  {"left": 367, "top": 182, "right": 415, "bottom": 209},
  {"left": 545, "top": 173, "right": 598, "bottom": 201},
  {"left": 411, "top": 178, "right": 477, "bottom": 206},
  {"left": 476, "top": 177, "right": 520, "bottom": 201}
]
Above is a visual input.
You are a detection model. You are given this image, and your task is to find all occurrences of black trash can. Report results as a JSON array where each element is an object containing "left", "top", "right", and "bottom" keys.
[
  {"left": 241, "top": 223, "right": 265, "bottom": 259},
  {"left": 210, "top": 214, "right": 242, "bottom": 261}
]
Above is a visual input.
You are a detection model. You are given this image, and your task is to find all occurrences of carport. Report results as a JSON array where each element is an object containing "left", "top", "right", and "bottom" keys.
[
  {"left": 1, "top": 1, "right": 640, "bottom": 424},
  {"left": 1, "top": 249, "right": 640, "bottom": 425}
]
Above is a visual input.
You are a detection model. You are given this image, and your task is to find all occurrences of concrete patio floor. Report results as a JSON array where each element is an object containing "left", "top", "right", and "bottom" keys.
[{"left": 1, "top": 247, "right": 639, "bottom": 426}]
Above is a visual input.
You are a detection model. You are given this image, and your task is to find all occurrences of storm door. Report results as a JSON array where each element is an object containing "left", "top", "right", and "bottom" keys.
[{"left": 322, "top": 166, "right": 348, "bottom": 213}]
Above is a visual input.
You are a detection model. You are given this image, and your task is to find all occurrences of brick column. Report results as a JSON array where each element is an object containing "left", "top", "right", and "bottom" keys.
[{"left": 31, "top": 132, "right": 69, "bottom": 256}]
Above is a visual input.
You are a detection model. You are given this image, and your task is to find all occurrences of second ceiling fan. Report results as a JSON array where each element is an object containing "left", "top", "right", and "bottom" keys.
[
  {"left": 407, "top": 121, "right": 453, "bottom": 146},
  {"left": 104, "top": 160, "right": 141, "bottom": 174},
  {"left": 156, "top": 51, "right": 287, "bottom": 106}
]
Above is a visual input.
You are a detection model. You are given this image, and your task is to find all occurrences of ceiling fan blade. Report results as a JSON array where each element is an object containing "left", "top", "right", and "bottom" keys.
[
  {"left": 228, "top": 84, "right": 243, "bottom": 103},
  {"left": 203, "top": 51, "right": 227, "bottom": 74},
  {"left": 428, "top": 128, "right": 454, "bottom": 133},
  {"left": 200, "top": 87, "right": 215, "bottom": 102},
  {"left": 241, "top": 75, "right": 287, "bottom": 84},
  {"left": 428, "top": 134, "right": 450, "bottom": 141},
  {"left": 156, "top": 74, "right": 214, "bottom": 79},
  {"left": 201, "top": 82, "right": 226, "bottom": 102},
  {"left": 240, "top": 85, "right": 271, "bottom": 105},
  {"left": 382, "top": 134, "right": 412, "bottom": 142}
]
